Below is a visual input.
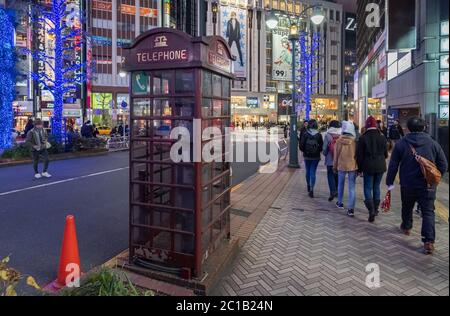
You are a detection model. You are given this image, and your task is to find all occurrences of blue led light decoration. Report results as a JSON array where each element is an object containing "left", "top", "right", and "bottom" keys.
[
  {"left": 296, "top": 31, "right": 322, "bottom": 120},
  {"left": 25, "top": 0, "right": 87, "bottom": 143},
  {"left": 0, "top": 8, "right": 16, "bottom": 150}
]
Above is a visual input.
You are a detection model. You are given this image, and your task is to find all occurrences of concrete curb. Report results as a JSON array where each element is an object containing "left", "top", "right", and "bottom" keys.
[{"left": 0, "top": 150, "right": 111, "bottom": 169}]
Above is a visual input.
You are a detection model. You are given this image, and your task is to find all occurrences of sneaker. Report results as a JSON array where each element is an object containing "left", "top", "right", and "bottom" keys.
[
  {"left": 336, "top": 202, "right": 344, "bottom": 209},
  {"left": 34, "top": 173, "right": 42, "bottom": 179},
  {"left": 424, "top": 242, "right": 435, "bottom": 255},
  {"left": 347, "top": 209, "right": 355, "bottom": 217},
  {"left": 41, "top": 172, "right": 52, "bottom": 178}
]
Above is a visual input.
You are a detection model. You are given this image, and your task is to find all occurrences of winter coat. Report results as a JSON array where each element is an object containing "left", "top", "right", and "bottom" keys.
[
  {"left": 356, "top": 128, "right": 388, "bottom": 174},
  {"left": 386, "top": 132, "right": 448, "bottom": 188},
  {"left": 322, "top": 128, "right": 341, "bottom": 167},
  {"left": 333, "top": 135, "right": 358, "bottom": 172},
  {"left": 388, "top": 124, "right": 404, "bottom": 140},
  {"left": 26, "top": 127, "right": 48, "bottom": 151}
]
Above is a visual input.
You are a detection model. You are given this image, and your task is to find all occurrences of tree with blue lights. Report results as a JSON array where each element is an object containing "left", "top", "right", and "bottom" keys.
[
  {"left": 0, "top": 8, "right": 16, "bottom": 150},
  {"left": 25, "top": 0, "right": 85, "bottom": 143},
  {"left": 296, "top": 31, "right": 322, "bottom": 121}
]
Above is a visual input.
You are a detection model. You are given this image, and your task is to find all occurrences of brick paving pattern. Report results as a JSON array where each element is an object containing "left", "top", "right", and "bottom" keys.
[{"left": 214, "top": 164, "right": 449, "bottom": 296}]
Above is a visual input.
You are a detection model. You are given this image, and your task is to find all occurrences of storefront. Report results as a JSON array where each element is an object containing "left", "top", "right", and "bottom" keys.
[
  {"left": 309, "top": 97, "right": 340, "bottom": 123},
  {"left": 13, "top": 101, "right": 33, "bottom": 132},
  {"left": 231, "top": 95, "right": 276, "bottom": 126}
]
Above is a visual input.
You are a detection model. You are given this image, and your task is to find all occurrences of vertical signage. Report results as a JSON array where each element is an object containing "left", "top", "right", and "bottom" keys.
[
  {"left": 220, "top": 5, "right": 247, "bottom": 79},
  {"left": 272, "top": 22, "right": 292, "bottom": 81}
]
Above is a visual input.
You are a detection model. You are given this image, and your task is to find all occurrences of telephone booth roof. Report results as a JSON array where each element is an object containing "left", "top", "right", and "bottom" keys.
[{"left": 123, "top": 28, "right": 235, "bottom": 79}]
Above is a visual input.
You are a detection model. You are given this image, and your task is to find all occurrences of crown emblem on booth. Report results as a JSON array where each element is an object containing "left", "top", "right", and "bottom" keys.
[{"left": 154, "top": 35, "right": 168, "bottom": 48}]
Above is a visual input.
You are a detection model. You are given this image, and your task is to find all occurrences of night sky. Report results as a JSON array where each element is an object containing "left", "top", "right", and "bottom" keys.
[{"left": 333, "top": 0, "right": 357, "bottom": 13}]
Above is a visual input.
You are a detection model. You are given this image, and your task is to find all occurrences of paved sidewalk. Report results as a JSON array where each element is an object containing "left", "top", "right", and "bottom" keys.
[{"left": 213, "top": 163, "right": 449, "bottom": 296}]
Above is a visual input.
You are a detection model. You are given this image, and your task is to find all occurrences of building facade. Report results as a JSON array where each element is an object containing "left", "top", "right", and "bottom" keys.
[{"left": 204, "top": 0, "right": 344, "bottom": 125}]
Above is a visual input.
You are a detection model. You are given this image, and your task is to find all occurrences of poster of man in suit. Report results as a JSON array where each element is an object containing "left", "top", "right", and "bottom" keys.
[{"left": 220, "top": 6, "right": 247, "bottom": 79}]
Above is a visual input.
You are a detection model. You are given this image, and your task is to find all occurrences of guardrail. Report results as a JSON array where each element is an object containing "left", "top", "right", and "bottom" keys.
[{"left": 107, "top": 135, "right": 129, "bottom": 151}]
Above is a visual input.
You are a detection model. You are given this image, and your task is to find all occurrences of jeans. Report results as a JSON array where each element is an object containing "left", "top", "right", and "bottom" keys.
[
  {"left": 327, "top": 166, "right": 338, "bottom": 196},
  {"left": 32, "top": 149, "right": 49, "bottom": 174},
  {"left": 304, "top": 159, "right": 320, "bottom": 190},
  {"left": 338, "top": 171, "right": 357, "bottom": 210},
  {"left": 400, "top": 186, "right": 436, "bottom": 243},
  {"left": 363, "top": 173, "right": 384, "bottom": 201}
]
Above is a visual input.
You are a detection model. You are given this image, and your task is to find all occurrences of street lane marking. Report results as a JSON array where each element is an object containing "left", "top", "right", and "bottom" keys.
[
  {"left": 0, "top": 167, "right": 129, "bottom": 197},
  {"left": 231, "top": 183, "right": 243, "bottom": 192},
  {"left": 435, "top": 200, "right": 449, "bottom": 224}
]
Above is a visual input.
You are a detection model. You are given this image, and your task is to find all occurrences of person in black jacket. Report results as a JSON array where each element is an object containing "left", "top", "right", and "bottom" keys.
[
  {"left": 357, "top": 116, "right": 388, "bottom": 223},
  {"left": 386, "top": 117, "right": 448, "bottom": 255},
  {"left": 388, "top": 119, "right": 404, "bottom": 146},
  {"left": 299, "top": 119, "right": 323, "bottom": 198}
]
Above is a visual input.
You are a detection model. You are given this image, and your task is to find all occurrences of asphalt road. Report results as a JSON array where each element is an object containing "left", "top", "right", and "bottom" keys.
[{"left": 0, "top": 149, "right": 264, "bottom": 292}]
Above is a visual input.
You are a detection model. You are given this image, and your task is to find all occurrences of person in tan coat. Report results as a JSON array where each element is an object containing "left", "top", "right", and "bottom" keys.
[{"left": 333, "top": 121, "right": 358, "bottom": 217}]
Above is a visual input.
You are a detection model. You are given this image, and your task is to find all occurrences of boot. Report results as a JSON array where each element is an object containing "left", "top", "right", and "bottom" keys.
[
  {"left": 364, "top": 199, "right": 376, "bottom": 223},
  {"left": 307, "top": 185, "right": 311, "bottom": 193},
  {"left": 374, "top": 200, "right": 381, "bottom": 216},
  {"left": 309, "top": 190, "right": 314, "bottom": 198}
]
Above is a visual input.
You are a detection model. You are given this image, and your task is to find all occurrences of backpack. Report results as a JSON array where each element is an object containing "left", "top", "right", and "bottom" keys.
[
  {"left": 327, "top": 134, "right": 340, "bottom": 157},
  {"left": 304, "top": 134, "right": 320, "bottom": 156},
  {"left": 410, "top": 145, "right": 442, "bottom": 187}
]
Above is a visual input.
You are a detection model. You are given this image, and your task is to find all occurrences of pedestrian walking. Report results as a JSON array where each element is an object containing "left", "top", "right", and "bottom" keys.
[
  {"left": 386, "top": 117, "right": 448, "bottom": 255},
  {"left": 299, "top": 119, "right": 323, "bottom": 198},
  {"left": 23, "top": 119, "right": 34, "bottom": 138},
  {"left": 357, "top": 116, "right": 388, "bottom": 223},
  {"left": 333, "top": 121, "right": 358, "bottom": 217},
  {"left": 322, "top": 120, "right": 341, "bottom": 202},
  {"left": 26, "top": 118, "right": 52, "bottom": 179},
  {"left": 81, "top": 120, "right": 94, "bottom": 138},
  {"left": 388, "top": 119, "right": 404, "bottom": 148}
]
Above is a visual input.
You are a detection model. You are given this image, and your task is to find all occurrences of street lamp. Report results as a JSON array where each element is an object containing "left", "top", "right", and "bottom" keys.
[{"left": 266, "top": 4, "right": 324, "bottom": 169}]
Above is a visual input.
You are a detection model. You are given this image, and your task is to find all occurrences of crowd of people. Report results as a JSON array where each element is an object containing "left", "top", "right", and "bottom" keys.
[{"left": 296, "top": 116, "right": 448, "bottom": 255}]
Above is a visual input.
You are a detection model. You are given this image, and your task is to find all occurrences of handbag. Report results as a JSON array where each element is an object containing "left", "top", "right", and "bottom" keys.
[
  {"left": 45, "top": 141, "right": 52, "bottom": 149},
  {"left": 409, "top": 145, "right": 441, "bottom": 187}
]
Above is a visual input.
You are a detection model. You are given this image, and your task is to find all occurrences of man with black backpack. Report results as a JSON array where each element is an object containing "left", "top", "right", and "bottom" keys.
[
  {"left": 386, "top": 117, "right": 448, "bottom": 255},
  {"left": 299, "top": 120, "right": 323, "bottom": 198}
]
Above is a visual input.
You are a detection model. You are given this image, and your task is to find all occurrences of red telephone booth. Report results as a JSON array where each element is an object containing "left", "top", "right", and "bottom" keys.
[{"left": 124, "top": 28, "right": 234, "bottom": 279}]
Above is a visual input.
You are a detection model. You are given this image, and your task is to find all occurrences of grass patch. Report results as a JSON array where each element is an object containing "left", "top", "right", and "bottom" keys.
[{"left": 60, "top": 268, "right": 154, "bottom": 297}]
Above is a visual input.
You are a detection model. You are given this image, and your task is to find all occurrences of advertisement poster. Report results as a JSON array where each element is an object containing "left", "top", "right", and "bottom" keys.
[
  {"left": 277, "top": 94, "right": 293, "bottom": 116},
  {"left": 220, "top": 6, "right": 247, "bottom": 79},
  {"left": 272, "top": 26, "right": 292, "bottom": 81}
]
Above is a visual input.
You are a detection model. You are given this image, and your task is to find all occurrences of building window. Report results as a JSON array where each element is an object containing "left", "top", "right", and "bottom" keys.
[
  {"left": 329, "top": 10, "right": 334, "bottom": 21},
  {"left": 336, "top": 11, "right": 340, "bottom": 22}
]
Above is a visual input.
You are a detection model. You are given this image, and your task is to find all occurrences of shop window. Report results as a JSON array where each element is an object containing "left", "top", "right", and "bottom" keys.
[{"left": 175, "top": 69, "right": 195, "bottom": 94}]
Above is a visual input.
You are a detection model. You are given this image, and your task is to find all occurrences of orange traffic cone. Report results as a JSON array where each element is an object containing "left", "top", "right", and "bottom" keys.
[{"left": 55, "top": 215, "right": 81, "bottom": 288}]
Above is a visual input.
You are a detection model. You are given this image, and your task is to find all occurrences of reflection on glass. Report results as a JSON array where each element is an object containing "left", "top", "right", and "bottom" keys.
[
  {"left": 174, "top": 99, "right": 194, "bottom": 116},
  {"left": 223, "top": 101, "right": 230, "bottom": 116},
  {"left": 153, "top": 120, "right": 172, "bottom": 139},
  {"left": 203, "top": 71, "right": 212, "bottom": 96},
  {"left": 212, "top": 74, "right": 222, "bottom": 97},
  {"left": 133, "top": 99, "right": 151, "bottom": 116},
  {"left": 154, "top": 99, "right": 172, "bottom": 116},
  {"left": 202, "top": 98, "right": 211, "bottom": 117},
  {"left": 153, "top": 72, "right": 171, "bottom": 95},
  {"left": 213, "top": 100, "right": 222, "bottom": 117},
  {"left": 175, "top": 70, "right": 194, "bottom": 93},
  {"left": 222, "top": 78, "right": 230, "bottom": 98},
  {"left": 132, "top": 119, "right": 150, "bottom": 137}
]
